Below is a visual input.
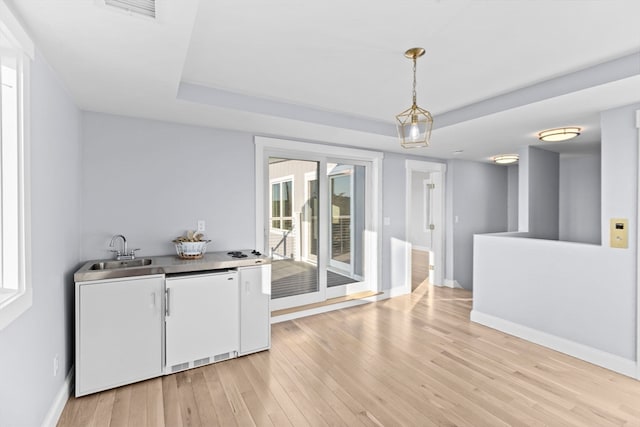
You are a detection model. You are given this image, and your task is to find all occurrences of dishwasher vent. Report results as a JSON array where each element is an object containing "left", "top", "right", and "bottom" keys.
[
  {"left": 104, "top": 0, "right": 156, "bottom": 18},
  {"left": 170, "top": 362, "right": 189, "bottom": 373},
  {"left": 193, "top": 357, "right": 210, "bottom": 367},
  {"left": 214, "top": 352, "right": 231, "bottom": 362},
  {"left": 167, "top": 352, "right": 235, "bottom": 374}
]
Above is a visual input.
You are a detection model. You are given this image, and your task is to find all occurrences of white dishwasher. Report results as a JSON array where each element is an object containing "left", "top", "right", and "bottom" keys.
[{"left": 164, "top": 270, "right": 239, "bottom": 373}]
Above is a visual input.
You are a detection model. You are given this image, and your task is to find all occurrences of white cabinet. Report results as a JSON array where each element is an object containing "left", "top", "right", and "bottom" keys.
[
  {"left": 164, "top": 271, "right": 239, "bottom": 373},
  {"left": 75, "top": 263, "right": 272, "bottom": 395},
  {"left": 75, "top": 275, "right": 164, "bottom": 397},
  {"left": 239, "top": 265, "right": 271, "bottom": 355}
]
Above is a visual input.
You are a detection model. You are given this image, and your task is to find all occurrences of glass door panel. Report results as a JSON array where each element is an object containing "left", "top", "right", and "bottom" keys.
[
  {"left": 329, "top": 168, "right": 352, "bottom": 271},
  {"left": 326, "top": 163, "right": 366, "bottom": 295},
  {"left": 268, "top": 157, "right": 320, "bottom": 302}
]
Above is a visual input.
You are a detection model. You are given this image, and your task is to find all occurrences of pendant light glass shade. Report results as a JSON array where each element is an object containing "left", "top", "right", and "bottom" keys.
[
  {"left": 396, "top": 105, "right": 433, "bottom": 148},
  {"left": 395, "top": 48, "right": 433, "bottom": 148}
]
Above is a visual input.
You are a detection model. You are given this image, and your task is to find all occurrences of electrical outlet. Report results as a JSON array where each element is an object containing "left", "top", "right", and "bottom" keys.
[
  {"left": 197, "top": 220, "right": 205, "bottom": 233},
  {"left": 53, "top": 355, "right": 59, "bottom": 377}
]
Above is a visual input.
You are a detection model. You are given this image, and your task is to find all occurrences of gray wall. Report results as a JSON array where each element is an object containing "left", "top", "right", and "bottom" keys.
[
  {"left": 81, "top": 113, "right": 256, "bottom": 259},
  {"left": 559, "top": 152, "right": 601, "bottom": 244},
  {"left": 507, "top": 164, "right": 519, "bottom": 231},
  {"left": 0, "top": 52, "right": 82, "bottom": 426},
  {"left": 448, "top": 159, "right": 509, "bottom": 289},
  {"left": 527, "top": 147, "right": 560, "bottom": 240},
  {"left": 382, "top": 153, "right": 411, "bottom": 290},
  {"left": 82, "top": 115, "right": 422, "bottom": 292}
]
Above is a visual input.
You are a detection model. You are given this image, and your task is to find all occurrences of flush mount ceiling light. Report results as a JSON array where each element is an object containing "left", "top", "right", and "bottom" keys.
[
  {"left": 493, "top": 154, "right": 519, "bottom": 165},
  {"left": 395, "top": 48, "right": 433, "bottom": 149},
  {"left": 538, "top": 127, "right": 581, "bottom": 142}
]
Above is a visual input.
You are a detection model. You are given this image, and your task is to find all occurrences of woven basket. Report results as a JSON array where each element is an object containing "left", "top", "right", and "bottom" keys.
[{"left": 173, "top": 240, "right": 210, "bottom": 259}]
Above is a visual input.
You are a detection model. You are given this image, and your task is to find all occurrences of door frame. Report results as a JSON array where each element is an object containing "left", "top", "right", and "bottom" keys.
[
  {"left": 302, "top": 171, "right": 318, "bottom": 264},
  {"left": 405, "top": 160, "right": 447, "bottom": 291},
  {"left": 636, "top": 110, "right": 640, "bottom": 380},
  {"left": 255, "top": 137, "right": 383, "bottom": 311}
]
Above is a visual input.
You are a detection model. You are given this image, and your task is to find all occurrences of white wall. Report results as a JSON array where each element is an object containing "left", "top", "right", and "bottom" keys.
[
  {"left": 0, "top": 51, "right": 82, "bottom": 426},
  {"left": 81, "top": 113, "right": 256, "bottom": 259},
  {"left": 473, "top": 102, "right": 640, "bottom": 375},
  {"left": 559, "top": 152, "right": 601, "bottom": 244},
  {"left": 448, "top": 159, "right": 509, "bottom": 289}
]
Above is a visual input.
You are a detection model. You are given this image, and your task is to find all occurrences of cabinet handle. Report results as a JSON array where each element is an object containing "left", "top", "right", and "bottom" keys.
[
  {"left": 151, "top": 292, "right": 156, "bottom": 308},
  {"left": 165, "top": 288, "right": 170, "bottom": 317},
  {"left": 245, "top": 281, "right": 249, "bottom": 294}
]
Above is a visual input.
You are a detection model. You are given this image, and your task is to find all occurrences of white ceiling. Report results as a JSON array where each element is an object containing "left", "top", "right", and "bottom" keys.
[{"left": 7, "top": 0, "right": 640, "bottom": 161}]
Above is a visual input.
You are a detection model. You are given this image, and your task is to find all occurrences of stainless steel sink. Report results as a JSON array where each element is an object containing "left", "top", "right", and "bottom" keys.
[{"left": 90, "top": 259, "right": 153, "bottom": 270}]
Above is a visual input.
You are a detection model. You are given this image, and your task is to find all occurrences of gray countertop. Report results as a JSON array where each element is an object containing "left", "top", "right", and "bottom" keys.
[{"left": 74, "top": 250, "right": 270, "bottom": 282}]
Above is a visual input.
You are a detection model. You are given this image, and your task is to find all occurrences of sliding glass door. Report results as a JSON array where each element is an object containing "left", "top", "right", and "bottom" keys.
[{"left": 267, "top": 154, "right": 373, "bottom": 310}]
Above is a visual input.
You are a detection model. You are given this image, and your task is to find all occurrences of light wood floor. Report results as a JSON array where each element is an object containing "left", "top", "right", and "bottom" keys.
[
  {"left": 411, "top": 249, "right": 429, "bottom": 291},
  {"left": 58, "top": 284, "right": 640, "bottom": 426}
]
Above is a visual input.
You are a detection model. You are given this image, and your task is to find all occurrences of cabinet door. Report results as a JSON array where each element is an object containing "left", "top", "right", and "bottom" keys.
[
  {"left": 76, "top": 275, "right": 163, "bottom": 396},
  {"left": 239, "top": 265, "right": 271, "bottom": 355},
  {"left": 165, "top": 271, "right": 239, "bottom": 369}
]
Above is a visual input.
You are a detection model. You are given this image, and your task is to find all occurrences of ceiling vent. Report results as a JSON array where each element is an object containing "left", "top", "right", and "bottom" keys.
[{"left": 105, "top": 0, "right": 155, "bottom": 18}]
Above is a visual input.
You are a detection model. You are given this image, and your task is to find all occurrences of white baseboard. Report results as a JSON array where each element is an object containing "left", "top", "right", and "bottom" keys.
[
  {"left": 470, "top": 310, "right": 637, "bottom": 378},
  {"left": 42, "top": 366, "right": 74, "bottom": 427},
  {"left": 444, "top": 279, "right": 462, "bottom": 289},
  {"left": 389, "top": 285, "right": 411, "bottom": 298}
]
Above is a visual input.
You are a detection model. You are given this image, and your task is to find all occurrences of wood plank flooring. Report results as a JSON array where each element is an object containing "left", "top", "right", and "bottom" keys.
[
  {"left": 411, "top": 249, "right": 429, "bottom": 291},
  {"left": 58, "top": 284, "right": 640, "bottom": 426}
]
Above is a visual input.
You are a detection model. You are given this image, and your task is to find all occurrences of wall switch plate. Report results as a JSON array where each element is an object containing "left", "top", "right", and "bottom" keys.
[
  {"left": 610, "top": 218, "right": 628, "bottom": 249},
  {"left": 197, "top": 220, "right": 205, "bottom": 233},
  {"left": 383, "top": 217, "right": 391, "bottom": 226}
]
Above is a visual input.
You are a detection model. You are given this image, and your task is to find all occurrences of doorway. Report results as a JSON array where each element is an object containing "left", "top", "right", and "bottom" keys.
[{"left": 405, "top": 160, "right": 446, "bottom": 289}]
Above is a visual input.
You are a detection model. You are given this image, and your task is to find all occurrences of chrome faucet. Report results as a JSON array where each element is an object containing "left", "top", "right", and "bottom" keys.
[{"left": 109, "top": 234, "right": 139, "bottom": 260}]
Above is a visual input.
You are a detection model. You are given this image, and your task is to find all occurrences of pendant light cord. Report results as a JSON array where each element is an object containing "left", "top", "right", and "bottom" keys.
[{"left": 412, "top": 57, "right": 417, "bottom": 107}]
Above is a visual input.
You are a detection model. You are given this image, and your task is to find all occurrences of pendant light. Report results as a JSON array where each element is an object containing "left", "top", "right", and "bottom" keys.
[{"left": 395, "top": 47, "right": 433, "bottom": 148}]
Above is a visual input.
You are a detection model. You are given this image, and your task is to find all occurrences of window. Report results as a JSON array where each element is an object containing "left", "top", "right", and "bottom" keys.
[
  {"left": 270, "top": 179, "right": 293, "bottom": 230},
  {"left": 0, "top": 0, "right": 33, "bottom": 330}
]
